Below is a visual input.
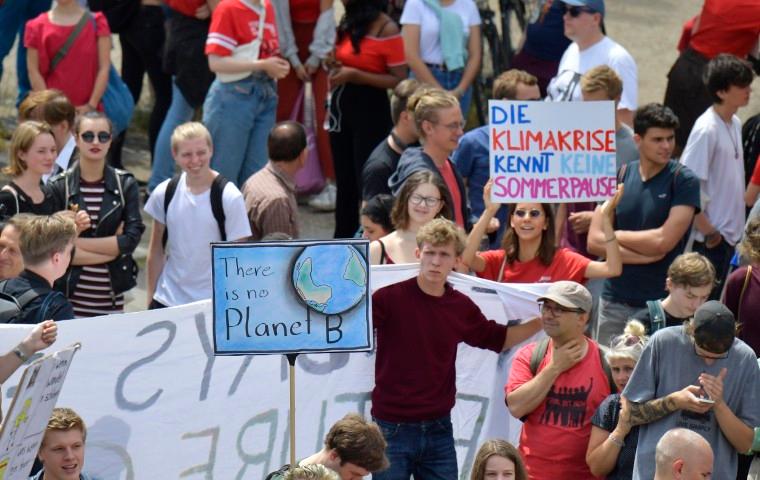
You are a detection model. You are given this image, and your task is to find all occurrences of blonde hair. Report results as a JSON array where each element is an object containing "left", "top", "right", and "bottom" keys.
[
  {"left": 171, "top": 122, "right": 212, "bottom": 154},
  {"left": 4, "top": 121, "right": 55, "bottom": 177},
  {"left": 607, "top": 319, "right": 648, "bottom": 363},
  {"left": 667, "top": 252, "right": 716, "bottom": 288},
  {"left": 407, "top": 88, "right": 460, "bottom": 139},
  {"left": 470, "top": 439, "right": 527, "bottom": 480},
  {"left": 19, "top": 213, "right": 77, "bottom": 266},
  {"left": 284, "top": 465, "right": 339, "bottom": 480},
  {"left": 581, "top": 65, "right": 623, "bottom": 100},
  {"left": 416, "top": 218, "right": 466, "bottom": 255},
  {"left": 738, "top": 217, "right": 760, "bottom": 265},
  {"left": 42, "top": 407, "right": 87, "bottom": 446}
]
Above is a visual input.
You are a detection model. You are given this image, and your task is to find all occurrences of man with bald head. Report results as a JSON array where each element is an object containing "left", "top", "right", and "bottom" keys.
[{"left": 654, "top": 428, "right": 714, "bottom": 480}]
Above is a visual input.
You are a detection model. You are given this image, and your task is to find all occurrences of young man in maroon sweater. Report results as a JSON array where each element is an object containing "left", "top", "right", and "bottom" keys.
[{"left": 371, "top": 218, "right": 542, "bottom": 479}]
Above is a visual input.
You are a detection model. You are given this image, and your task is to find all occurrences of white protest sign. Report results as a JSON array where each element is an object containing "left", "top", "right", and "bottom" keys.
[
  {"left": 489, "top": 100, "right": 617, "bottom": 202},
  {"left": 0, "top": 344, "right": 79, "bottom": 479},
  {"left": 0, "top": 267, "right": 547, "bottom": 479}
]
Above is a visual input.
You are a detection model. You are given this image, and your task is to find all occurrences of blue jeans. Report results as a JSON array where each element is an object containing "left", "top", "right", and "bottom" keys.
[
  {"left": 149, "top": 79, "right": 194, "bottom": 191},
  {"left": 372, "top": 415, "right": 458, "bottom": 480},
  {"left": 0, "top": 0, "right": 52, "bottom": 105},
  {"left": 202, "top": 73, "right": 277, "bottom": 187},
  {"left": 418, "top": 65, "right": 472, "bottom": 120}
]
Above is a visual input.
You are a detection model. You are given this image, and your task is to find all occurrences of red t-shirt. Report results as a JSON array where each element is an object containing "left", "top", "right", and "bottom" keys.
[
  {"left": 206, "top": 0, "right": 279, "bottom": 59},
  {"left": 289, "top": 0, "right": 320, "bottom": 23},
  {"left": 438, "top": 160, "right": 464, "bottom": 227},
  {"left": 688, "top": 0, "right": 760, "bottom": 59},
  {"left": 477, "top": 247, "right": 591, "bottom": 283},
  {"left": 24, "top": 12, "right": 110, "bottom": 107},
  {"left": 372, "top": 277, "right": 507, "bottom": 422},
  {"left": 334, "top": 33, "right": 405, "bottom": 74},
  {"left": 166, "top": 0, "right": 205, "bottom": 18},
  {"left": 751, "top": 154, "right": 760, "bottom": 186},
  {"left": 506, "top": 339, "right": 610, "bottom": 480}
]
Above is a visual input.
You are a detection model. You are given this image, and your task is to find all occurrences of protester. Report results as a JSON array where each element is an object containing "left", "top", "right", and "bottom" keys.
[
  {"left": 506, "top": 281, "right": 612, "bottom": 480},
  {"left": 653, "top": 428, "right": 714, "bottom": 480},
  {"left": 368, "top": 170, "right": 452, "bottom": 264},
  {"left": 0, "top": 213, "right": 76, "bottom": 324},
  {"left": 328, "top": 0, "right": 406, "bottom": 238},
  {"left": 588, "top": 103, "right": 700, "bottom": 346},
  {"left": 723, "top": 217, "right": 760, "bottom": 355},
  {"left": 1, "top": 121, "right": 57, "bottom": 220},
  {"left": 463, "top": 182, "right": 622, "bottom": 283},
  {"left": 361, "top": 78, "right": 421, "bottom": 203},
  {"left": 586, "top": 320, "right": 649, "bottom": 479},
  {"left": 48, "top": 112, "right": 145, "bottom": 317},
  {"left": 469, "top": 439, "right": 528, "bottom": 480},
  {"left": 145, "top": 122, "right": 251, "bottom": 309},
  {"left": 400, "top": 0, "right": 481, "bottom": 116},
  {"left": 283, "top": 464, "right": 338, "bottom": 480},
  {"left": 265, "top": 413, "right": 388, "bottom": 480},
  {"left": 372, "top": 218, "right": 541, "bottom": 479},
  {"left": 360, "top": 194, "right": 394, "bottom": 242},
  {"left": 389, "top": 88, "right": 470, "bottom": 229},
  {"left": 0, "top": 320, "right": 56, "bottom": 384},
  {"left": 243, "top": 121, "right": 307, "bottom": 241},
  {"left": 681, "top": 54, "right": 755, "bottom": 300},
  {"left": 0, "top": 217, "right": 27, "bottom": 280},
  {"left": 31, "top": 407, "right": 92, "bottom": 480},
  {"left": 546, "top": 0, "right": 637, "bottom": 126},
  {"left": 25, "top": 0, "right": 110, "bottom": 114},
  {"left": 623, "top": 301, "right": 760, "bottom": 480}
]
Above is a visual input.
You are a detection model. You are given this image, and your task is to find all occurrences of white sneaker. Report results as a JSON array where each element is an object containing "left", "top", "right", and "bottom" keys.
[{"left": 308, "top": 182, "right": 337, "bottom": 212}]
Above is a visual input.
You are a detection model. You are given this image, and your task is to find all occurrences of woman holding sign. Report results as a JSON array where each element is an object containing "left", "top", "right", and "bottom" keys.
[{"left": 462, "top": 181, "right": 622, "bottom": 283}]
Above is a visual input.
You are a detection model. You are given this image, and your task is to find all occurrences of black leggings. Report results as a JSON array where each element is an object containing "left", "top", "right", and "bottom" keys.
[{"left": 329, "top": 82, "right": 392, "bottom": 238}]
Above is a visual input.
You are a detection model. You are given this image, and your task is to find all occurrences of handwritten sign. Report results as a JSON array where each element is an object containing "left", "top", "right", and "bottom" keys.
[
  {"left": 212, "top": 239, "right": 372, "bottom": 355},
  {"left": 0, "top": 344, "right": 79, "bottom": 480},
  {"left": 489, "top": 100, "right": 617, "bottom": 203}
]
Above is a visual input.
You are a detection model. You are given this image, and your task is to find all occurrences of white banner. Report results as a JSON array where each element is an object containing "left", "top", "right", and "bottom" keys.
[{"left": 0, "top": 266, "right": 548, "bottom": 479}]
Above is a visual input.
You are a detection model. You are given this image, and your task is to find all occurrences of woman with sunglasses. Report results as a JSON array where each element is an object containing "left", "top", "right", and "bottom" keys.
[
  {"left": 462, "top": 182, "right": 622, "bottom": 283},
  {"left": 48, "top": 111, "right": 145, "bottom": 317},
  {"left": 369, "top": 170, "right": 452, "bottom": 264},
  {"left": 585, "top": 319, "right": 648, "bottom": 479}
]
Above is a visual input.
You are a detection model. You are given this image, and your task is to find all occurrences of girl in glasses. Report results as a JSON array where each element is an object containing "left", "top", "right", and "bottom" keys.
[
  {"left": 462, "top": 181, "right": 622, "bottom": 283},
  {"left": 369, "top": 170, "right": 452, "bottom": 264},
  {"left": 48, "top": 111, "right": 145, "bottom": 317}
]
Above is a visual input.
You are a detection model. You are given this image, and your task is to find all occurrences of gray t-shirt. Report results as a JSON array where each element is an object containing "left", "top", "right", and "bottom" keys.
[
  {"left": 616, "top": 124, "right": 638, "bottom": 170},
  {"left": 623, "top": 326, "right": 760, "bottom": 480}
]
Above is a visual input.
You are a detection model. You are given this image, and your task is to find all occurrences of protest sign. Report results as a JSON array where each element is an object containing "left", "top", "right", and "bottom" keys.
[
  {"left": 0, "top": 344, "right": 79, "bottom": 479},
  {"left": 211, "top": 239, "right": 372, "bottom": 355},
  {"left": 489, "top": 100, "right": 617, "bottom": 203}
]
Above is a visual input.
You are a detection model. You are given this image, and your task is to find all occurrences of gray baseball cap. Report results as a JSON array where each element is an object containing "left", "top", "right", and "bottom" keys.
[{"left": 537, "top": 281, "right": 592, "bottom": 313}]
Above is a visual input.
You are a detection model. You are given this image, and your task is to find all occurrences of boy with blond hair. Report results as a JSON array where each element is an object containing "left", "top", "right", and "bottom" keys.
[
  {"left": 32, "top": 407, "right": 92, "bottom": 480},
  {"left": 145, "top": 122, "right": 251, "bottom": 309}
]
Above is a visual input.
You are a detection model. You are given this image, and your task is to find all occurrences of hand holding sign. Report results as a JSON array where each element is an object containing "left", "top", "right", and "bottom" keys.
[{"left": 600, "top": 184, "right": 624, "bottom": 223}]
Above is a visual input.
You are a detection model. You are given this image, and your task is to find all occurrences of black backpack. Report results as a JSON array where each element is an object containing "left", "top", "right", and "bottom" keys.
[
  {"left": 162, "top": 174, "right": 229, "bottom": 249},
  {"left": 0, "top": 281, "right": 58, "bottom": 324},
  {"left": 264, "top": 464, "right": 291, "bottom": 480}
]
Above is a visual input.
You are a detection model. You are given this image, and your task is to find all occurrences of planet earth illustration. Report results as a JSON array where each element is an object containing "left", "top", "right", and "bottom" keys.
[{"left": 292, "top": 245, "right": 367, "bottom": 314}]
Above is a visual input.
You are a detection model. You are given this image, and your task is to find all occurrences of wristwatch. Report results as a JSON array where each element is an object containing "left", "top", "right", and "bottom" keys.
[{"left": 13, "top": 347, "right": 28, "bottom": 362}]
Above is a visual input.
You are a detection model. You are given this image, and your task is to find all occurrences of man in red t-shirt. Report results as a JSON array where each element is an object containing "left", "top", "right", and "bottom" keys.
[
  {"left": 371, "top": 218, "right": 541, "bottom": 480},
  {"left": 505, "top": 281, "right": 612, "bottom": 480}
]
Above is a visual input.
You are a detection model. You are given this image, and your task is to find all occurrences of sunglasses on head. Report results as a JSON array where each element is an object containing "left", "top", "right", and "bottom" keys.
[
  {"left": 513, "top": 208, "right": 543, "bottom": 218},
  {"left": 80, "top": 131, "right": 112, "bottom": 143},
  {"left": 563, "top": 4, "right": 596, "bottom": 17}
]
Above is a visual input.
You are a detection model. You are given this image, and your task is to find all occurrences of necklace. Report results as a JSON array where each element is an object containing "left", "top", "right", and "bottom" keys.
[{"left": 720, "top": 117, "right": 740, "bottom": 160}]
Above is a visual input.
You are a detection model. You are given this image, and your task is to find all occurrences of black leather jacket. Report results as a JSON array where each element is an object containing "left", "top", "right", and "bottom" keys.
[{"left": 48, "top": 163, "right": 145, "bottom": 297}]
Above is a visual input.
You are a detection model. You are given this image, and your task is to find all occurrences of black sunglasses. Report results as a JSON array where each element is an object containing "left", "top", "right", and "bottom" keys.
[
  {"left": 513, "top": 209, "right": 543, "bottom": 218},
  {"left": 563, "top": 4, "right": 596, "bottom": 17},
  {"left": 80, "top": 130, "right": 112, "bottom": 143}
]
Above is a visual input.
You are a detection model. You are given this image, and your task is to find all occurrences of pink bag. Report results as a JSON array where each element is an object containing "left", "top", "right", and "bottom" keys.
[{"left": 290, "top": 82, "right": 327, "bottom": 195}]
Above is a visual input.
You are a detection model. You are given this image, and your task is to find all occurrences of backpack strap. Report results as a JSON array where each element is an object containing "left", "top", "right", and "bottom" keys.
[
  {"left": 616, "top": 163, "right": 628, "bottom": 184},
  {"left": 161, "top": 174, "right": 182, "bottom": 250},
  {"left": 210, "top": 175, "right": 228, "bottom": 241},
  {"left": 496, "top": 253, "right": 508, "bottom": 283},
  {"left": 529, "top": 337, "right": 551, "bottom": 376},
  {"left": 50, "top": 12, "right": 90, "bottom": 72},
  {"left": 1, "top": 185, "right": 20, "bottom": 216},
  {"left": 35, "top": 291, "right": 65, "bottom": 324},
  {"left": 647, "top": 299, "right": 667, "bottom": 333},
  {"left": 737, "top": 265, "right": 753, "bottom": 323}
]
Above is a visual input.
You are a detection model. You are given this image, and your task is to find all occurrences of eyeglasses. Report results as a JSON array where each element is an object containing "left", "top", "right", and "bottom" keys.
[
  {"left": 434, "top": 121, "right": 465, "bottom": 132},
  {"left": 539, "top": 302, "right": 584, "bottom": 316},
  {"left": 693, "top": 343, "right": 729, "bottom": 360},
  {"left": 80, "top": 131, "right": 112, "bottom": 143},
  {"left": 410, "top": 194, "right": 442, "bottom": 208},
  {"left": 513, "top": 209, "right": 543, "bottom": 218},
  {"left": 563, "top": 4, "right": 596, "bottom": 17}
]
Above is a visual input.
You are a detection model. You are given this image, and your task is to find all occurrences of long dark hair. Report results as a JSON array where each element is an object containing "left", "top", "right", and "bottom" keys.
[
  {"left": 501, "top": 203, "right": 556, "bottom": 266},
  {"left": 338, "top": 0, "right": 387, "bottom": 53}
]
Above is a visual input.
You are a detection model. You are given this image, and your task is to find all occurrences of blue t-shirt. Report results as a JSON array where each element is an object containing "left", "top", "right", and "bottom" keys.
[
  {"left": 521, "top": 1, "right": 571, "bottom": 61},
  {"left": 603, "top": 160, "right": 700, "bottom": 306}
]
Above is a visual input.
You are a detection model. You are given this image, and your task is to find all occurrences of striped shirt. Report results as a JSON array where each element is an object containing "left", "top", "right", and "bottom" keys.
[{"left": 70, "top": 179, "right": 124, "bottom": 317}]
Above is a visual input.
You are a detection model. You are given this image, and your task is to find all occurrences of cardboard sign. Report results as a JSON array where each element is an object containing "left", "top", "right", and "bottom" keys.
[
  {"left": 0, "top": 344, "right": 79, "bottom": 480},
  {"left": 489, "top": 100, "right": 617, "bottom": 203},
  {"left": 211, "top": 239, "right": 372, "bottom": 355}
]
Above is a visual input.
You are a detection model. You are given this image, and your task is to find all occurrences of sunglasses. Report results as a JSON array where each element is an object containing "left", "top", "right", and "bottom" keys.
[
  {"left": 563, "top": 4, "right": 596, "bottom": 17},
  {"left": 80, "top": 131, "right": 112, "bottom": 143},
  {"left": 513, "top": 209, "right": 543, "bottom": 218}
]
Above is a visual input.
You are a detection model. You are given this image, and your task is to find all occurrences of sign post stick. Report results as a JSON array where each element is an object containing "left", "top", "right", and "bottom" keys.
[{"left": 286, "top": 353, "right": 298, "bottom": 467}]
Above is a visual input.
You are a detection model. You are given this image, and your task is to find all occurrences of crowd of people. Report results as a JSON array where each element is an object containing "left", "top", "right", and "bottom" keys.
[{"left": 0, "top": 0, "right": 759, "bottom": 478}]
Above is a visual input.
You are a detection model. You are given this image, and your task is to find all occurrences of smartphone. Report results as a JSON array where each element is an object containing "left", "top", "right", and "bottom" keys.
[{"left": 697, "top": 397, "right": 715, "bottom": 404}]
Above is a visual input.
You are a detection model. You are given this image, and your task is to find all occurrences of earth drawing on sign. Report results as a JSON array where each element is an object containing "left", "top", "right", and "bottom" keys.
[{"left": 292, "top": 245, "right": 367, "bottom": 315}]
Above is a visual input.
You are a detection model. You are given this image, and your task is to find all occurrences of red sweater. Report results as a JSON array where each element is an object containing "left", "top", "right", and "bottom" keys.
[{"left": 371, "top": 277, "right": 507, "bottom": 422}]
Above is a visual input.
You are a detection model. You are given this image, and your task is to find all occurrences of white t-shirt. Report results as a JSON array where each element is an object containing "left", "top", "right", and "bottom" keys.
[
  {"left": 546, "top": 36, "right": 638, "bottom": 111},
  {"left": 680, "top": 107, "right": 745, "bottom": 245},
  {"left": 144, "top": 173, "right": 252, "bottom": 306},
  {"left": 400, "top": 0, "right": 481, "bottom": 65}
]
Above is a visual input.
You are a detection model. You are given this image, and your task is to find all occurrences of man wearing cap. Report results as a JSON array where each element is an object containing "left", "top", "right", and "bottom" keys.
[
  {"left": 546, "top": 0, "right": 638, "bottom": 126},
  {"left": 623, "top": 301, "right": 760, "bottom": 480},
  {"left": 505, "top": 281, "right": 612, "bottom": 480}
]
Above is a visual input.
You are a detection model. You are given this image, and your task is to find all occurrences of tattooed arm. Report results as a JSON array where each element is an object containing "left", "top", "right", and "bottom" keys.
[{"left": 626, "top": 385, "right": 713, "bottom": 427}]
